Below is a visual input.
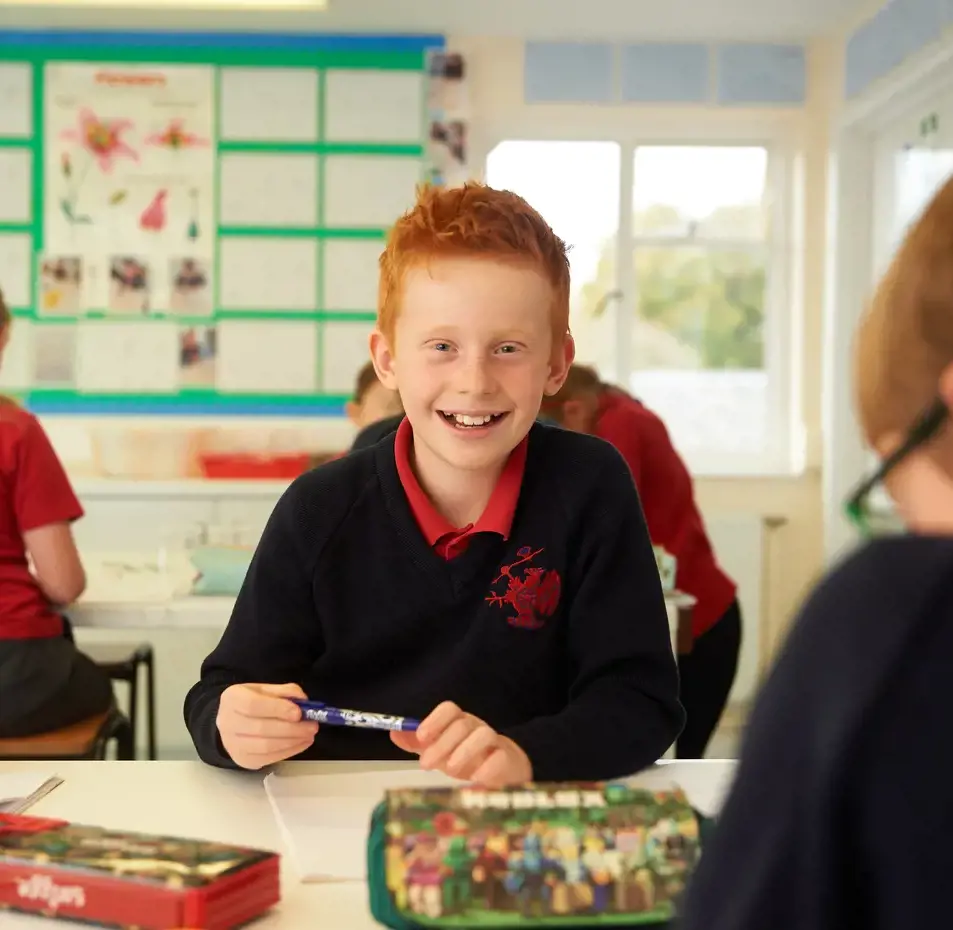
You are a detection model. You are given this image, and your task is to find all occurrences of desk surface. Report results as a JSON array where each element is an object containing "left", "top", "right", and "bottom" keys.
[{"left": 0, "top": 759, "right": 734, "bottom": 930}]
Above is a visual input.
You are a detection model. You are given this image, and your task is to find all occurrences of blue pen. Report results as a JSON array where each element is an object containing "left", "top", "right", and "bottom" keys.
[{"left": 291, "top": 698, "right": 420, "bottom": 733}]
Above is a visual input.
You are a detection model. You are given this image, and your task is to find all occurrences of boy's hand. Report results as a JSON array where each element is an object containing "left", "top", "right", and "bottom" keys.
[
  {"left": 216, "top": 682, "right": 318, "bottom": 770},
  {"left": 391, "top": 701, "right": 532, "bottom": 788}
]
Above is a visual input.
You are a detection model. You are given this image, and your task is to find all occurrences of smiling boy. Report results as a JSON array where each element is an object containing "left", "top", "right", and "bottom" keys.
[{"left": 184, "top": 183, "right": 683, "bottom": 786}]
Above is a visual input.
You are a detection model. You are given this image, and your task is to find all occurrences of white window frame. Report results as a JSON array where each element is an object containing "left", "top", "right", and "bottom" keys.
[
  {"left": 480, "top": 121, "right": 800, "bottom": 477},
  {"left": 824, "top": 40, "right": 953, "bottom": 560}
]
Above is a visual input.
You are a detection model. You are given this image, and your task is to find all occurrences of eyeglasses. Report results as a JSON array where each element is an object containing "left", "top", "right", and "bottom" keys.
[{"left": 844, "top": 397, "right": 948, "bottom": 536}]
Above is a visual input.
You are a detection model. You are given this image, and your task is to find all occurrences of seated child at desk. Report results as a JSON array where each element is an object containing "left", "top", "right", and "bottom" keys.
[
  {"left": 347, "top": 360, "right": 403, "bottom": 431},
  {"left": 348, "top": 359, "right": 405, "bottom": 452},
  {"left": 307, "top": 362, "right": 403, "bottom": 467},
  {"left": 185, "top": 183, "right": 684, "bottom": 787},
  {"left": 0, "top": 291, "right": 113, "bottom": 738},
  {"left": 678, "top": 173, "right": 953, "bottom": 929},
  {"left": 546, "top": 364, "right": 740, "bottom": 759}
]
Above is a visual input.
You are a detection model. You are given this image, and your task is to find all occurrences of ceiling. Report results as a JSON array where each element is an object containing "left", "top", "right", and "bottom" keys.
[{"left": 0, "top": 0, "right": 875, "bottom": 42}]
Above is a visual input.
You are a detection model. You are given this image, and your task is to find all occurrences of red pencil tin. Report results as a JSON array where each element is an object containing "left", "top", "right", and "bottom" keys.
[{"left": 0, "top": 813, "right": 280, "bottom": 929}]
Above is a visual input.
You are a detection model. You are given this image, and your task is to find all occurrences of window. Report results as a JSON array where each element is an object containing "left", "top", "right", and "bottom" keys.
[
  {"left": 486, "top": 140, "right": 791, "bottom": 475},
  {"left": 627, "top": 146, "right": 772, "bottom": 466},
  {"left": 886, "top": 146, "right": 953, "bottom": 267}
]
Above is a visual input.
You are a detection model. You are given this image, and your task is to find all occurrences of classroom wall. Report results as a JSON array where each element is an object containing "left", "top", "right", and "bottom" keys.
[
  {"left": 34, "top": 32, "right": 840, "bottom": 660},
  {"left": 11, "top": 27, "right": 855, "bottom": 715}
]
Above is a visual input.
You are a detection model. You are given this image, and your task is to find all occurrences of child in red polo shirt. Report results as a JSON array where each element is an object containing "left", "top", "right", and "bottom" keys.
[
  {"left": 186, "top": 184, "right": 684, "bottom": 785},
  {"left": 0, "top": 292, "right": 113, "bottom": 738},
  {"left": 546, "top": 364, "right": 740, "bottom": 759}
]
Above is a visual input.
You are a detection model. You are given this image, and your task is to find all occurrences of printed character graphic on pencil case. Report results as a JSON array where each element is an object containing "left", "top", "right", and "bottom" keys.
[{"left": 382, "top": 783, "right": 701, "bottom": 925}]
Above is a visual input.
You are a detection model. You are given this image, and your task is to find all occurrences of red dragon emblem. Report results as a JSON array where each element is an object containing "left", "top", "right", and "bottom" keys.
[{"left": 486, "top": 546, "right": 561, "bottom": 629}]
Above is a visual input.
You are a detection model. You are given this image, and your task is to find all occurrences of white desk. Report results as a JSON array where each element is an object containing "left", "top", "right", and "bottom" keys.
[
  {"left": 71, "top": 552, "right": 696, "bottom": 646},
  {"left": 71, "top": 553, "right": 232, "bottom": 630},
  {"left": 0, "top": 760, "right": 735, "bottom": 930},
  {"left": 70, "top": 594, "right": 233, "bottom": 630}
]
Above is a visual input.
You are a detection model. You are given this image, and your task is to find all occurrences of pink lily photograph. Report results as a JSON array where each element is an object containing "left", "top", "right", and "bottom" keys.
[{"left": 58, "top": 107, "right": 139, "bottom": 226}]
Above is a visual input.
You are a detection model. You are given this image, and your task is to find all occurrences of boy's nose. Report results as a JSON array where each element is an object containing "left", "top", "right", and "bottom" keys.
[{"left": 458, "top": 358, "right": 495, "bottom": 394}]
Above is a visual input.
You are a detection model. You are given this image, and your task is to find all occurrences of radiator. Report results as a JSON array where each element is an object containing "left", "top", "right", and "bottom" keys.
[{"left": 703, "top": 513, "right": 766, "bottom": 707}]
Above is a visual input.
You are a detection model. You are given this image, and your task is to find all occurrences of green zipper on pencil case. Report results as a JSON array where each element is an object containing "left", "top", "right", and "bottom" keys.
[{"left": 365, "top": 781, "right": 716, "bottom": 930}]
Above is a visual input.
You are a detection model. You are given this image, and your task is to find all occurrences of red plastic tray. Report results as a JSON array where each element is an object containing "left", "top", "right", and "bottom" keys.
[{"left": 199, "top": 453, "right": 311, "bottom": 479}]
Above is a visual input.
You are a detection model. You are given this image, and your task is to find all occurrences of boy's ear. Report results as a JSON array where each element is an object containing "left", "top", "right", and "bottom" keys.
[
  {"left": 544, "top": 333, "right": 575, "bottom": 397},
  {"left": 369, "top": 329, "right": 398, "bottom": 390}
]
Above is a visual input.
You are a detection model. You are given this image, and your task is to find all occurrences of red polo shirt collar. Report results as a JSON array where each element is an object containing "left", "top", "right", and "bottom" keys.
[{"left": 394, "top": 417, "right": 527, "bottom": 559}]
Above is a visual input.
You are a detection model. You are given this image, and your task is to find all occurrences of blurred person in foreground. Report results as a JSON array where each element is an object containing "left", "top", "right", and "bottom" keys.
[{"left": 677, "top": 171, "right": 953, "bottom": 930}]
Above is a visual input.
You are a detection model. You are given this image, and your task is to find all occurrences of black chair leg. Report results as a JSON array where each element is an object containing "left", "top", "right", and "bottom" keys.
[
  {"left": 128, "top": 667, "right": 139, "bottom": 760},
  {"left": 114, "top": 716, "right": 135, "bottom": 761},
  {"left": 145, "top": 651, "right": 156, "bottom": 761}
]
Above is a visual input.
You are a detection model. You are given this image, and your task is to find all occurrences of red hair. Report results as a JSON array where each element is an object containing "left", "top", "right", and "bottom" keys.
[{"left": 377, "top": 183, "right": 570, "bottom": 348}]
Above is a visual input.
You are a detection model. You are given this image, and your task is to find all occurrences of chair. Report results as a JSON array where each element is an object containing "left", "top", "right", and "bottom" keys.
[
  {"left": 0, "top": 707, "right": 134, "bottom": 761},
  {"left": 83, "top": 643, "right": 156, "bottom": 760}
]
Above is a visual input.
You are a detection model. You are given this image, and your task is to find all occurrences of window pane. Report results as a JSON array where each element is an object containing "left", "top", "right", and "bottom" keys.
[
  {"left": 632, "top": 146, "right": 768, "bottom": 240},
  {"left": 634, "top": 247, "right": 765, "bottom": 370},
  {"left": 891, "top": 147, "right": 953, "bottom": 255},
  {"left": 485, "top": 140, "right": 620, "bottom": 376},
  {"left": 630, "top": 245, "right": 767, "bottom": 458}
]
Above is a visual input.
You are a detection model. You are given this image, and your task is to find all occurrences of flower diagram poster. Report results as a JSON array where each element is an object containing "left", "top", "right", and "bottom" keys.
[{"left": 43, "top": 63, "right": 214, "bottom": 319}]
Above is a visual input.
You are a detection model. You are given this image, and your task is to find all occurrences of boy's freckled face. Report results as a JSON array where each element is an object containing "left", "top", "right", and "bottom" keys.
[{"left": 376, "top": 257, "right": 571, "bottom": 474}]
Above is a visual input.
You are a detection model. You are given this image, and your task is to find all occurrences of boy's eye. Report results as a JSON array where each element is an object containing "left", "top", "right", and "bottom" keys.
[
  {"left": 497, "top": 344, "right": 519, "bottom": 354},
  {"left": 432, "top": 342, "right": 452, "bottom": 352}
]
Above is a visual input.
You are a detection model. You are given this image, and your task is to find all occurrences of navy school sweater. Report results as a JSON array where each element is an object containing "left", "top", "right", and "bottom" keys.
[
  {"left": 184, "top": 421, "right": 685, "bottom": 780},
  {"left": 678, "top": 535, "right": 953, "bottom": 930}
]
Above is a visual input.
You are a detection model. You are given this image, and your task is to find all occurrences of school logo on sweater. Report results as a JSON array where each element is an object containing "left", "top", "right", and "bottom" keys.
[{"left": 486, "top": 546, "right": 561, "bottom": 629}]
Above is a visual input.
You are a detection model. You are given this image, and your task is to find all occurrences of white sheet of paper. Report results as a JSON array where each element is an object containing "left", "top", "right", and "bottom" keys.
[
  {"left": 0, "top": 148, "right": 32, "bottom": 223},
  {"left": 217, "top": 320, "right": 317, "bottom": 393},
  {"left": 322, "top": 238, "right": 384, "bottom": 313},
  {"left": 323, "top": 155, "right": 422, "bottom": 229},
  {"left": 644, "top": 760, "right": 737, "bottom": 817},
  {"left": 219, "top": 153, "right": 318, "bottom": 228},
  {"left": 0, "top": 63, "right": 33, "bottom": 137},
  {"left": 0, "top": 770, "right": 62, "bottom": 814},
  {"left": 0, "top": 233, "right": 34, "bottom": 308},
  {"left": 219, "top": 237, "right": 318, "bottom": 311},
  {"left": 75, "top": 321, "right": 178, "bottom": 393},
  {"left": 264, "top": 768, "right": 460, "bottom": 883},
  {"left": 321, "top": 320, "right": 375, "bottom": 393},
  {"left": 0, "top": 318, "right": 32, "bottom": 390},
  {"left": 324, "top": 69, "right": 424, "bottom": 143},
  {"left": 219, "top": 67, "right": 319, "bottom": 143}
]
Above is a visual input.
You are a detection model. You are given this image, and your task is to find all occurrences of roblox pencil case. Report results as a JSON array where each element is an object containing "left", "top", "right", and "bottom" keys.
[{"left": 366, "top": 780, "right": 714, "bottom": 929}]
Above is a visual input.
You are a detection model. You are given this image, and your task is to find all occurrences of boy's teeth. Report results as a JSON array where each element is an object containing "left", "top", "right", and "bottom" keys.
[{"left": 453, "top": 413, "right": 493, "bottom": 426}]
